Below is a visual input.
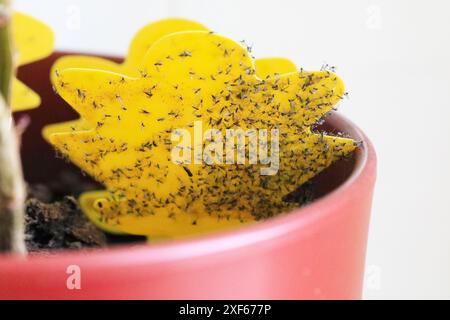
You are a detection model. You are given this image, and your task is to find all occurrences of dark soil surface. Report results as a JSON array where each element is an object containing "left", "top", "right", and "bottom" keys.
[
  {"left": 25, "top": 185, "right": 107, "bottom": 252},
  {"left": 24, "top": 173, "right": 146, "bottom": 252}
]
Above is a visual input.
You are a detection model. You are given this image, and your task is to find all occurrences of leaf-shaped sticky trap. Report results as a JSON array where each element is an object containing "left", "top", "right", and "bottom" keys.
[
  {"left": 43, "top": 18, "right": 298, "bottom": 234},
  {"left": 12, "top": 12, "right": 54, "bottom": 112},
  {"left": 76, "top": 56, "right": 298, "bottom": 236},
  {"left": 47, "top": 31, "right": 356, "bottom": 238},
  {"left": 45, "top": 18, "right": 296, "bottom": 134},
  {"left": 51, "top": 18, "right": 209, "bottom": 79},
  {"left": 44, "top": 18, "right": 209, "bottom": 138}
]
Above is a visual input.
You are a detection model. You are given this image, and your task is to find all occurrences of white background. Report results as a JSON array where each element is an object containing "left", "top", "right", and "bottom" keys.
[{"left": 15, "top": 0, "right": 450, "bottom": 299}]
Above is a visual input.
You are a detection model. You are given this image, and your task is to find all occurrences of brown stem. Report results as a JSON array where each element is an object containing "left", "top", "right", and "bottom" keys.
[{"left": 0, "top": 0, "right": 26, "bottom": 254}]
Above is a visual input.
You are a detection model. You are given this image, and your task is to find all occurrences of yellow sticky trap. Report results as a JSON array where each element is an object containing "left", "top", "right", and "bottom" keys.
[
  {"left": 78, "top": 190, "right": 125, "bottom": 234},
  {"left": 45, "top": 18, "right": 209, "bottom": 135},
  {"left": 45, "top": 18, "right": 298, "bottom": 137},
  {"left": 47, "top": 31, "right": 356, "bottom": 238},
  {"left": 44, "top": 55, "right": 297, "bottom": 136},
  {"left": 45, "top": 54, "right": 299, "bottom": 235},
  {"left": 254, "top": 58, "right": 298, "bottom": 79},
  {"left": 50, "top": 18, "right": 296, "bottom": 79},
  {"left": 12, "top": 79, "right": 40, "bottom": 112},
  {"left": 44, "top": 17, "right": 302, "bottom": 231},
  {"left": 51, "top": 18, "right": 209, "bottom": 79},
  {"left": 12, "top": 12, "right": 54, "bottom": 112}
]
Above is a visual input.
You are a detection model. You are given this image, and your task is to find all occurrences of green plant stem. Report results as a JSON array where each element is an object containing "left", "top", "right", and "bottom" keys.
[
  {"left": 0, "top": 0, "right": 13, "bottom": 104},
  {"left": 0, "top": 0, "right": 26, "bottom": 254}
]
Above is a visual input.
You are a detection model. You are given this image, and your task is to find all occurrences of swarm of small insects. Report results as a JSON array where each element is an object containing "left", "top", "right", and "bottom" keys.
[{"left": 46, "top": 31, "right": 356, "bottom": 237}]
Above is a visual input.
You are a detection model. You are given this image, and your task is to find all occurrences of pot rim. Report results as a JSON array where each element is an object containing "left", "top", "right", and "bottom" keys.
[{"left": 0, "top": 112, "right": 376, "bottom": 266}]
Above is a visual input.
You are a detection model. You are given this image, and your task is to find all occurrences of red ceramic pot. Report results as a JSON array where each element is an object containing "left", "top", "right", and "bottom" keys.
[{"left": 0, "top": 53, "right": 376, "bottom": 300}]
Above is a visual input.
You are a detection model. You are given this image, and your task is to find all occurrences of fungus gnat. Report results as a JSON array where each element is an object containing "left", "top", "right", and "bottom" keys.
[{"left": 179, "top": 51, "right": 192, "bottom": 58}]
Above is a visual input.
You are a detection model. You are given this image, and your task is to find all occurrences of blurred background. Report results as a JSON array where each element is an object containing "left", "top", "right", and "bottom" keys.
[{"left": 15, "top": 0, "right": 450, "bottom": 299}]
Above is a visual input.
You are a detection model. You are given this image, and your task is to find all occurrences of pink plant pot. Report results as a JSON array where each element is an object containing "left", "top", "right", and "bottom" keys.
[{"left": 0, "top": 53, "right": 377, "bottom": 300}]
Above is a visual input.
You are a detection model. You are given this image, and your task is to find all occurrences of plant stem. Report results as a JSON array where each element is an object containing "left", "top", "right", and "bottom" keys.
[
  {"left": 0, "top": 97, "right": 26, "bottom": 254},
  {"left": 0, "top": 0, "right": 26, "bottom": 254},
  {"left": 0, "top": 0, "right": 13, "bottom": 104}
]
